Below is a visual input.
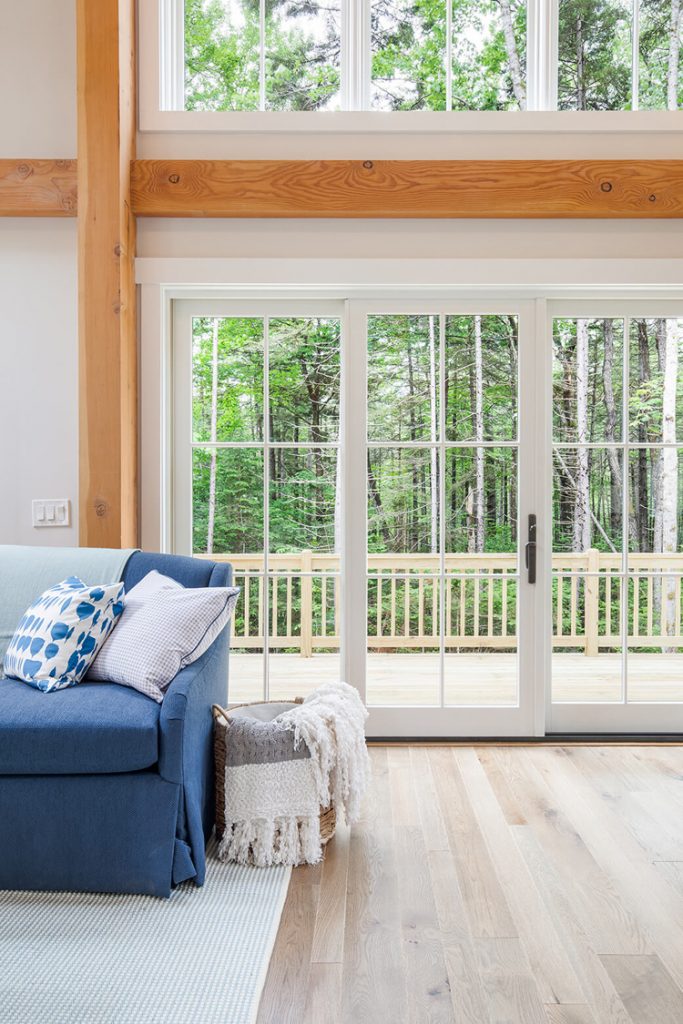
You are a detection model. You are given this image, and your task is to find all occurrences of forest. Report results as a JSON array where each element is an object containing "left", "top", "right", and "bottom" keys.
[
  {"left": 191, "top": 314, "right": 683, "bottom": 646},
  {"left": 192, "top": 314, "right": 683, "bottom": 560},
  {"left": 184, "top": 0, "right": 683, "bottom": 111}
]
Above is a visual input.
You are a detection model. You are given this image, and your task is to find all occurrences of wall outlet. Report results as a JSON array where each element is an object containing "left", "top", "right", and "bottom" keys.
[{"left": 32, "top": 499, "right": 71, "bottom": 528}]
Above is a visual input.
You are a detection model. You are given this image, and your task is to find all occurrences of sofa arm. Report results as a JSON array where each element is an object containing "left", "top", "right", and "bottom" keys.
[{"left": 158, "top": 629, "right": 229, "bottom": 787}]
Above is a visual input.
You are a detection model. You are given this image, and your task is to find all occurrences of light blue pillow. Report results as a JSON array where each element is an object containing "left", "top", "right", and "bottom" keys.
[{"left": 3, "top": 575, "right": 125, "bottom": 692}]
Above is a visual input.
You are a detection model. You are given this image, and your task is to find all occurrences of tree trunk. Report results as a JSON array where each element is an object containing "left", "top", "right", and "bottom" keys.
[
  {"left": 660, "top": 319, "right": 679, "bottom": 644},
  {"left": 428, "top": 315, "right": 438, "bottom": 554},
  {"left": 653, "top": 320, "right": 667, "bottom": 583},
  {"left": 367, "top": 452, "right": 391, "bottom": 548},
  {"left": 576, "top": 15, "right": 586, "bottom": 110},
  {"left": 474, "top": 315, "right": 485, "bottom": 553},
  {"left": 602, "top": 319, "right": 624, "bottom": 539},
  {"left": 574, "top": 319, "right": 591, "bottom": 551},
  {"left": 207, "top": 319, "right": 219, "bottom": 555},
  {"left": 498, "top": 0, "right": 526, "bottom": 108},
  {"left": 668, "top": 0, "right": 681, "bottom": 110}
]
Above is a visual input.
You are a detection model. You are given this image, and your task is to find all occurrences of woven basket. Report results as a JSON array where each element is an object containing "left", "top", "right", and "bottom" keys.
[{"left": 212, "top": 699, "right": 336, "bottom": 846}]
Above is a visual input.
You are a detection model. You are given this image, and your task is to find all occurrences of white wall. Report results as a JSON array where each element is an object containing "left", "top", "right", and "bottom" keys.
[
  {"left": 137, "top": 126, "right": 683, "bottom": 260},
  {"left": 0, "top": 0, "right": 77, "bottom": 545}
]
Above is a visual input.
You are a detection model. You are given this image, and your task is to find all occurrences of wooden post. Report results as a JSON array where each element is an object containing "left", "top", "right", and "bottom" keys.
[
  {"left": 300, "top": 550, "right": 313, "bottom": 658},
  {"left": 77, "top": 0, "right": 137, "bottom": 547},
  {"left": 584, "top": 548, "right": 600, "bottom": 657}
]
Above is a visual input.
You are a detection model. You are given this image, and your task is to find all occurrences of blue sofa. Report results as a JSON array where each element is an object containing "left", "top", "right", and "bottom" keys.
[{"left": 0, "top": 551, "right": 231, "bottom": 898}]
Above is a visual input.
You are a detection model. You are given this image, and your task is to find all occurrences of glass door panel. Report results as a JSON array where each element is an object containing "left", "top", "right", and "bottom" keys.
[
  {"left": 175, "top": 303, "right": 344, "bottom": 704},
  {"left": 549, "top": 309, "right": 683, "bottom": 731},
  {"left": 361, "top": 305, "right": 535, "bottom": 734}
]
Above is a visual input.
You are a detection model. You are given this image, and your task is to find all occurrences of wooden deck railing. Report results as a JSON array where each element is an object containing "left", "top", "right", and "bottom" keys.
[{"left": 202, "top": 551, "right": 683, "bottom": 656}]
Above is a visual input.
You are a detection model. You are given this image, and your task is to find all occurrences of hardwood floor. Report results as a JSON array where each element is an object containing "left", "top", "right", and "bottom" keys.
[{"left": 257, "top": 745, "right": 683, "bottom": 1024}]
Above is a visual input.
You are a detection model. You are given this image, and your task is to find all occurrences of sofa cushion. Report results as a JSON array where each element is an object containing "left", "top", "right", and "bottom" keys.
[{"left": 0, "top": 676, "right": 159, "bottom": 774}]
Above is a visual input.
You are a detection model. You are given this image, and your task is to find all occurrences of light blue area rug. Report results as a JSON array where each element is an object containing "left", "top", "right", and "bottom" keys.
[{"left": 0, "top": 843, "right": 290, "bottom": 1024}]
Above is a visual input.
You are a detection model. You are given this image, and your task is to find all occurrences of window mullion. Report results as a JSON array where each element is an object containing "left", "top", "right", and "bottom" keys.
[
  {"left": 347, "top": 0, "right": 372, "bottom": 111},
  {"left": 259, "top": 0, "right": 266, "bottom": 112},
  {"left": 528, "top": 0, "right": 557, "bottom": 111},
  {"left": 632, "top": 0, "right": 640, "bottom": 111},
  {"left": 446, "top": 0, "right": 453, "bottom": 112}
]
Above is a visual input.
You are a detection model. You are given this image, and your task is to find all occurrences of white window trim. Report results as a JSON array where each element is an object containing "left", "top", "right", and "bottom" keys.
[{"left": 140, "top": 0, "right": 683, "bottom": 133}]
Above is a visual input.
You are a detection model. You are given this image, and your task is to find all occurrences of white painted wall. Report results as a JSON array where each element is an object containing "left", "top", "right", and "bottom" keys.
[{"left": 0, "top": 0, "right": 77, "bottom": 545}]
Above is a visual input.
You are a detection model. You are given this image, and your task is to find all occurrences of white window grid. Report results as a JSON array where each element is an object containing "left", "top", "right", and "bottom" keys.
[{"left": 144, "top": 0, "right": 681, "bottom": 123}]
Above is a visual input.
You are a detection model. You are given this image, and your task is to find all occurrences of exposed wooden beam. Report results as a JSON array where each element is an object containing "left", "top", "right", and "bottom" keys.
[
  {"left": 77, "top": 0, "right": 137, "bottom": 547},
  {"left": 0, "top": 159, "right": 77, "bottom": 217},
  {"left": 131, "top": 159, "right": 683, "bottom": 219}
]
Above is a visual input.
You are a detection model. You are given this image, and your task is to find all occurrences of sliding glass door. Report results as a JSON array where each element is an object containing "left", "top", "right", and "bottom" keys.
[
  {"left": 172, "top": 295, "right": 683, "bottom": 735},
  {"left": 547, "top": 302, "right": 683, "bottom": 733},
  {"left": 173, "top": 298, "right": 541, "bottom": 737}
]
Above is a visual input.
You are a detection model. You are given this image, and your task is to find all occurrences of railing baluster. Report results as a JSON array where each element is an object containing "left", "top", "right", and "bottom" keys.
[
  {"left": 432, "top": 576, "right": 438, "bottom": 639},
  {"left": 556, "top": 573, "right": 563, "bottom": 637},
  {"left": 390, "top": 576, "right": 396, "bottom": 639},
  {"left": 570, "top": 576, "right": 577, "bottom": 641},
  {"left": 487, "top": 571, "right": 494, "bottom": 637},
  {"left": 647, "top": 574, "right": 654, "bottom": 638},
  {"left": 473, "top": 576, "right": 480, "bottom": 639},
  {"left": 287, "top": 573, "right": 293, "bottom": 639},
  {"left": 502, "top": 572, "right": 508, "bottom": 637},
  {"left": 633, "top": 575, "right": 640, "bottom": 638},
  {"left": 320, "top": 575, "right": 326, "bottom": 638},
  {"left": 257, "top": 576, "right": 263, "bottom": 644},
  {"left": 377, "top": 576, "right": 382, "bottom": 638},
  {"left": 459, "top": 577, "right": 466, "bottom": 641},
  {"left": 404, "top": 577, "right": 410, "bottom": 637},
  {"left": 418, "top": 576, "right": 424, "bottom": 639},
  {"left": 243, "top": 573, "right": 250, "bottom": 640},
  {"left": 271, "top": 575, "right": 278, "bottom": 639},
  {"left": 606, "top": 573, "right": 612, "bottom": 638}
]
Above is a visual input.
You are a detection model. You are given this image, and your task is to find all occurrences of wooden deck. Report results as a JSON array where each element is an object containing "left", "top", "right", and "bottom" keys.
[{"left": 229, "top": 652, "right": 683, "bottom": 705}]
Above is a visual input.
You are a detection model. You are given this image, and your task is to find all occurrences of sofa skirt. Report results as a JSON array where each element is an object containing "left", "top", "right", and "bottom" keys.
[{"left": 0, "top": 772, "right": 183, "bottom": 898}]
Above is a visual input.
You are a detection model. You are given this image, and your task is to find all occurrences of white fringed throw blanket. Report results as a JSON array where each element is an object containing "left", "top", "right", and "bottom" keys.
[{"left": 217, "top": 682, "right": 370, "bottom": 867}]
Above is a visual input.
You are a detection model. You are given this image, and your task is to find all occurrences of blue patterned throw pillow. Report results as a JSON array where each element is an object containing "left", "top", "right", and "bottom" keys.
[{"left": 3, "top": 576, "right": 125, "bottom": 692}]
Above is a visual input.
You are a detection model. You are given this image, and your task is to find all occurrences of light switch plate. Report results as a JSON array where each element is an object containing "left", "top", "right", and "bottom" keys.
[{"left": 32, "top": 499, "right": 71, "bottom": 528}]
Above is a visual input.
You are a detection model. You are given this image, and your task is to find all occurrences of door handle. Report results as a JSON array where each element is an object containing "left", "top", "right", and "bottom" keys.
[{"left": 525, "top": 514, "right": 537, "bottom": 584}]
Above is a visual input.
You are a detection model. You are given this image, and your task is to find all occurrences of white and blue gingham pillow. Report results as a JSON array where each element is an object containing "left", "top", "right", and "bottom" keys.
[
  {"left": 3, "top": 576, "right": 125, "bottom": 692},
  {"left": 88, "top": 571, "right": 240, "bottom": 702}
]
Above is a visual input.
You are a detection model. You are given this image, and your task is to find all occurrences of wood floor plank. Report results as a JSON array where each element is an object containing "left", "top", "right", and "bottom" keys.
[
  {"left": 476, "top": 746, "right": 528, "bottom": 825},
  {"left": 495, "top": 749, "right": 650, "bottom": 957},
  {"left": 599, "top": 954, "right": 683, "bottom": 1024},
  {"left": 395, "top": 824, "right": 455, "bottom": 1023},
  {"left": 526, "top": 748, "right": 683, "bottom": 990},
  {"left": 544, "top": 1006, "right": 597, "bottom": 1024},
  {"left": 572, "top": 747, "right": 681, "bottom": 862},
  {"left": 303, "top": 963, "right": 343, "bottom": 1024},
  {"left": 456, "top": 748, "right": 584, "bottom": 1005},
  {"left": 385, "top": 748, "right": 454, "bottom": 1022},
  {"left": 340, "top": 747, "right": 408, "bottom": 1024},
  {"left": 429, "top": 748, "right": 517, "bottom": 940},
  {"left": 257, "top": 861, "right": 322, "bottom": 1024},
  {"left": 427, "top": 849, "right": 490, "bottom": 1024},
  {"left": 410, "top": 746, "right": 450, "bottom": 851},
  {"left": 475, "top": 936, "right": 547, "bottom": 1024},
  {"left": 654, "top": 860, "right": 683, "bottom": 897},
  {"left": 311, "top": 820, "right": 351, "bottom": 964},
  {"left": 512, "top": 826, "right": 633, "bottom": 1024}
]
